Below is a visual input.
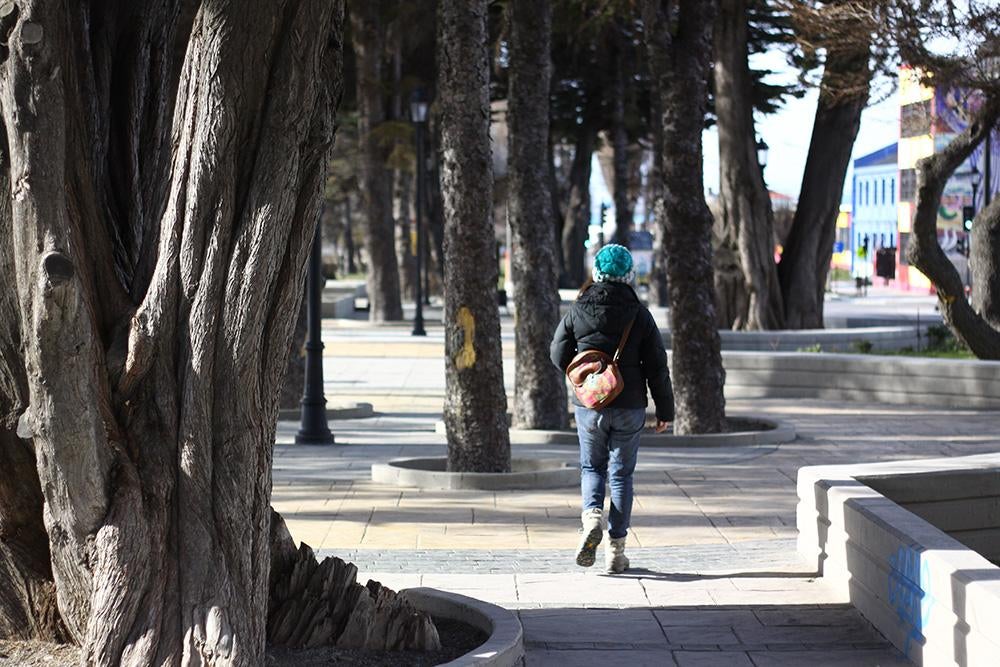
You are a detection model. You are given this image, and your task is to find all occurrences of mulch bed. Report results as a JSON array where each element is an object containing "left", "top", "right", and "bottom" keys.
[{"left": 1, "top": 617, "right": 489, "bottom": 667}]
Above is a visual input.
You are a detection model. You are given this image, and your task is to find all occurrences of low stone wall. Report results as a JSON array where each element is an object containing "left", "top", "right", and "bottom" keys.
[
  {"left": 715, "top": 351, "right": 1000, "bottom": 409},
  {"left": 661, "top": 326, "right": 931, "bottom": 352},
  {"left": 797, "top": 453, "right": 1000, "bottom": 666}
]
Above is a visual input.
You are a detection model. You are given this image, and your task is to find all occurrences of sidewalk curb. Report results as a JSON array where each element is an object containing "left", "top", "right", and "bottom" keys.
[{"left": 401, "top": 587, "right": 525, "bottom": 667}]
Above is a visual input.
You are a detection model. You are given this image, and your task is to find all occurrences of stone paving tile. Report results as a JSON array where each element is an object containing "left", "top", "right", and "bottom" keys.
[
  {"left": 519, "top": 608, "right": 667, "bottom": 646},
  {"left": 653, "top": 608, "right": 762, "bottom": 628},
  {"left": 314, "top": 539, "right": 800, "bottom": 574},
  {"left": 515, "top": 573, "right": 650, "bottom": 606},
  {"left": 673, "top": 650, "right": 754, "bottom": 666},
  {"left": 747, "top": 648, "right": 911, "bottom": 666},
  {"left": 661, "top": 625, "right": 741, "bottom": 646},
  {"left": 525, "top": 649, "right": 674, "bottom": 666}
]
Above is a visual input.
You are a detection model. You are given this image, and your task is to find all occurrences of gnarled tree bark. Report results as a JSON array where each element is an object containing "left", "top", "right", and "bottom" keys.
[
  {"left": 908, "top": 95, "right": 1000, "bottom": 359},
  {"left": 438, "top": 0, "right": 512, "bottom": 472},
  {"left": 643, "top": 0, "right": 725, "bottom": 434},
  {"left": 0, "top": 1, "right": 356, "bottom": 663},
  {"left": 507, "top": 0, "right": 568, "bottom": 430}
]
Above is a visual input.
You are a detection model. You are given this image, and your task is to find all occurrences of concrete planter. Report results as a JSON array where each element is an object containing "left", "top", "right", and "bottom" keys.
[
  {"left": 277, "top": 402, "right": 374, "bottom": 422},
  {"left": 434, "top": 415, "right": 794, "bottom": 448},
  {"left": 508, "top": 415, "right": 794, "bottom": 448},
  {"left": 797, "top": 453, "right": 1000, "bottom": 666},
  {"left": 371, "top": 457, "right": 576, "bottom": 491},
  {"left": 401, "top": 588, "right": 524, "bottom": 667}
]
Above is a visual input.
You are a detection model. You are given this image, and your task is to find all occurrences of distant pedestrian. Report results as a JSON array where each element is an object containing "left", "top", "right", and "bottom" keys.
[{"left": 550, "top": 244, "right": 674, "bottom": 573}]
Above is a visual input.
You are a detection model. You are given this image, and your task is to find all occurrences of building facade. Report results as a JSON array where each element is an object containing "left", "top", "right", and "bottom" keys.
[
  {"left": 851, "top": 143, "right": 898, "bottom": 277},
  {"left": 895, "top": 67, "right": 998, "bottom": 290}
]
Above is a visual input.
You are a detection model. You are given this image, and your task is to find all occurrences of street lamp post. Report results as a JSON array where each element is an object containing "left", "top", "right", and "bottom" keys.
[
  {"left": 411, "top": 89, "right": 429, "bottom": 337},
  {"left": 968, "top": 165, "right": 982, "bottom": 294},
  {"left": 296, "top": 221, "right": 335, "bottom": 445}
]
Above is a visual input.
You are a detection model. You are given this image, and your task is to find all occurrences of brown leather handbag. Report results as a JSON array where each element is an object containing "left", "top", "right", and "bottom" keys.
[{"left": 565, "top": 315, "right": 636, "bottom": 410}]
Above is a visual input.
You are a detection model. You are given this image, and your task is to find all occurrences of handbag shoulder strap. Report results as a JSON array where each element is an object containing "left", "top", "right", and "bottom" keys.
[{"left": 612, "top": 314, "right": 638, "bottom": 363}]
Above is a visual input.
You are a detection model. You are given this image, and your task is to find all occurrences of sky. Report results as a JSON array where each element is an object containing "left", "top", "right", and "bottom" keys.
[
  {"left": 591, "top": 49, "right": 901, "bottom": 217},
  {"left": 703, "top": 49, "right": 900, "bottom": 204}
]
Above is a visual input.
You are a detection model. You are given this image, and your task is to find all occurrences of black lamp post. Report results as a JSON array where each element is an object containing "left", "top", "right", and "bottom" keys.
[
  {"left": 756, "top": 138, "right": 769, "bottom": 170},
  {"left": 971, "top": 163, "right": 982, "bottom": 218},
  {"left": 296, "top": 222, "right": 334, "bottom": 445},
  {"left": 411, "top": 89, "right": 429, "bottom": 337}
]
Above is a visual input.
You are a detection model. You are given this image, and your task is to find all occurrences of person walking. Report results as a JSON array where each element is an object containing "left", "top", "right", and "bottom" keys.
[{"left": 550, "top": 244, "right": 674, "bottom": 573}]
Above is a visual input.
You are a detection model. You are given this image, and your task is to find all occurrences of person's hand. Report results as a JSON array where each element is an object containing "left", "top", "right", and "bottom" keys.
[{"left": 654, "top": 420, "right": 670, "bottom": 434}]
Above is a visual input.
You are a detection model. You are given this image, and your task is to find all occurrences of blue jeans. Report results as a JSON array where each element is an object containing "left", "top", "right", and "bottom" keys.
[{"left": 575, "top": 406, "right": 644, "bottom": 539}]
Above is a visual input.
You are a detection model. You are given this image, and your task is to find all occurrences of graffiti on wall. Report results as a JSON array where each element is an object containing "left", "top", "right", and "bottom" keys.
[{"left": 887, "top": 545, "right": 936, "bottom": 657}]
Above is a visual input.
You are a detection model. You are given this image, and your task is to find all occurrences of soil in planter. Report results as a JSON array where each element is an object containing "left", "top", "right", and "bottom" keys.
[
  {"left": 0, "top": 618, "right": 488, "bottom": 667},
  {"left": 265, "top": 617, "right": 490, "bottom": 666}
]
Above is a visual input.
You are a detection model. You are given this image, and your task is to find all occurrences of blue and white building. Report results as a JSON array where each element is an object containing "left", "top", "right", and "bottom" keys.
[{"left": 850, "top": 143, "right": 898, "bottom": 276}]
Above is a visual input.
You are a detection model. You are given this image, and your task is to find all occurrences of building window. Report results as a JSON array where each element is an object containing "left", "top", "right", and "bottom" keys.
[
  {"left": 901, "top": 100, "right": 932, "bottom": 138},
  {"left": 882, "top": 179, "right": 886, "bottom": 206},
  {"left": 891, "top": 178, "right": 895, "bottom": 204},
  {"left": 900, "top": 169, "right": 916, "bottom": 202}
]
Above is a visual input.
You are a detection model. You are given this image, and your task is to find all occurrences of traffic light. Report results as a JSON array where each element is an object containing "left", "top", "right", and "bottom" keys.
[
  {"left": 963, "top": 205, "right": 975, "bottom": 231},
  {"left": 956, "top": 236, "right": 968, "bottom": 257}
]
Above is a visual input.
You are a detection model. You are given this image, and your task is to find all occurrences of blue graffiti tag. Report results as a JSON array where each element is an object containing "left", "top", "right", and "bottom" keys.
[{"left": 887, "top": 545, "right": 935, "bottom": 656}]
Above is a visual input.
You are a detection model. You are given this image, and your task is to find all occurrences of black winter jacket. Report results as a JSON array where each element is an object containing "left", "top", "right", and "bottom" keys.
[{"left": 549, "top": 282, "right": 674, "bottom": 421}]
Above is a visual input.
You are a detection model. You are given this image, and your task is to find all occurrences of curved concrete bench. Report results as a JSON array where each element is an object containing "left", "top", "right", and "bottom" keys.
[
  {"left": 401, "top": 588, "right": 524, "bottom": 667},
  {"left": 716, "top": 351, "right": 1000, "bottom": 409},
  {"left": 798, "top": 453, "right": 1000, "bottom": 666}
]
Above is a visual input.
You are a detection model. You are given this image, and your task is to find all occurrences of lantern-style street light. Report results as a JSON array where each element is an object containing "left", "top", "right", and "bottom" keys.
[{"left": 756, "top": 138, "right": 769, "bottom": 170}]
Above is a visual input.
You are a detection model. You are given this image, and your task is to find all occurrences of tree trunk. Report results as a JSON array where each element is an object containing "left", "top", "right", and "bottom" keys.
[
  {"left": 713, "top": 0, "right": 783, "bottom": 330},
  {"left": 0, "top": 1, "right": 345, "bottom": 663},
  {"left": 643, "top": 0, "right": 725, "bottom": 434},
  {"left": 427, "top": 115, "right": 448, "bottom": 286},
  {"left": 394, "top": 169, "right": 416, "bottom": 302},
  {"left": 610, "top": 29, "right": 632, "bottom": 247},
  {"left": 391, "top": 34, "right": 416, "bottom": 303},
  {"left": 344, "top": 196, "right": 358, "bottom": 275},
  {"left": 560, "top": 124, "right": 595, "bottom": 288},
  {"left": 971, "top": 196, "right": 1000, "bottom": 331},
  {"left": 0, "top": 209, "right": 66, "bottom": 641},
  {"left": 548, "top": 141, "right": 566, "bottom": 281},
  {"left": 438, "top": 0, "right": 512, "bottom": 472},
  {"left": 352, "top": 0, "right": 403, "bottom": 322},
  {"left": 648, "top": 93, "right": 669, "bottom": 308},
  {"left": 908, "top": 97, "right": 1000, "bottom": 359},
  {"left": 507, "top": 0, "right": 568, "bottom": 431},
  {"left": 778, "top": 40, "right": 871, "bottom": 329}
]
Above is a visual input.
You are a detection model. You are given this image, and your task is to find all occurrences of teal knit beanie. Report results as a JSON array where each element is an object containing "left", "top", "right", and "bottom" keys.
[{"left": 593, "top": 244, "right": 635, "bottom": 284}]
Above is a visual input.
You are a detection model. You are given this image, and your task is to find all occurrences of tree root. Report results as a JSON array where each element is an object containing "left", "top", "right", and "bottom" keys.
[{"left": 267, "top": 510, "right": 441, "bottom": 652}]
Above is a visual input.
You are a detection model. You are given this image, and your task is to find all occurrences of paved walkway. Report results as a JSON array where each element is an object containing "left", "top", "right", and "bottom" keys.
[{"left": 271, "top": 316, "right": 999, "bottom": 665}]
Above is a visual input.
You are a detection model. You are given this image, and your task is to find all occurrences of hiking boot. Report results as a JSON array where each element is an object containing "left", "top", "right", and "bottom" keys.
[
  {"left": 575, "top": 508, "right": 604, "bottom": 567},
  {"left": 605, "top": 535, "right": 629, "bottom": 574}
]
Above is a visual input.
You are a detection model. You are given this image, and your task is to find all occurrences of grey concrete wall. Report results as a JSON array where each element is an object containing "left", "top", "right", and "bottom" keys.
[
  {"left": 797, "top": 455, "right": 1000, "bottom": 667},
  {"left": 865, "top": 471, "right": 1000, "bottom": 565},
  {"left": 708, "top": 352, "right": 1000, "bottom": 409}
]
